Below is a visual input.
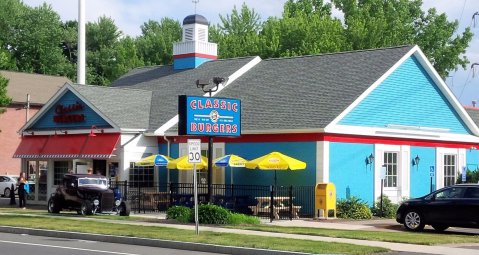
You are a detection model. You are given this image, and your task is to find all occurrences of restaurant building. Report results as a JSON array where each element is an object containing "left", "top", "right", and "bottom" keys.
[{"left": 15, "top": 14, "right": 479, "bottom": 205}]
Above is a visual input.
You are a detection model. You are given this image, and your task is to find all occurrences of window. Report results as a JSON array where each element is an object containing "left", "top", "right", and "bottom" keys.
[
  {"left": 464, "top": 187, "right": 479, "bottom": 198},
  {"left": 129, "top": 162, "right": 154, "bottom": 187},
  {"left": 383, "top": 152, "right": 398, "bottom": 187},
  {"left": 435, "top": 187, "right": 466, "bottom": 199},
  {"left": 54, "top": 161, "right": 69, "bottom": 185},
  {"left": 443, "top": 154, "right": 456, "bottom": 187}
]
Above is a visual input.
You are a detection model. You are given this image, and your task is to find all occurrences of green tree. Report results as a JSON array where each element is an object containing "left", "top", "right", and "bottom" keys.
[
  {"left": 333, "top": 0, "right": 472, "bottom": 78},
  {"left": 0, "top": 75, "right": 12, "bottom": 114},
  {"left": 210, "top": 4, "right": 263, "bottom": 59},
  {"left": 136, "top": 18, "right": 182, "bottom": 65},
  {"left": 9, "top": 3, "right": 72, "bottom": 75}
]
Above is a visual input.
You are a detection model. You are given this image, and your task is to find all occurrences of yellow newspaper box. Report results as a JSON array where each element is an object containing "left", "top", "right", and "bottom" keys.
[{"left": 315, "top": 183, "right": 336, "bottom": 219}]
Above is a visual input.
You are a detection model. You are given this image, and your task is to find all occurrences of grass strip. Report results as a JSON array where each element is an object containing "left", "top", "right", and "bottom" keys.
[
  {"left": 0, "top": 214, "right": 386, "bottom": 255},
  {"left": 229, "top": 225, "right": 479, "bottom": 245}
]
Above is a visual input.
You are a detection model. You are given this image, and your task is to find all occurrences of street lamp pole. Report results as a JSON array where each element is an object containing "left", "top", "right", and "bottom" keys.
[{"left": 196, "top": 77, "right": 225, "bottom": 202}]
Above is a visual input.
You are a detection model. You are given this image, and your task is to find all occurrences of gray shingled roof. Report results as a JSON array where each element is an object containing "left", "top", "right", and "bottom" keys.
[
  {"left": 108, "top": 46, "right": 413, "bottom": 132},
  {"left": 216, "top": 46, "right": 414, "bottom": 131},
  {"left": 71, "top": 84, "right": 152, "bottom": 129},
  {"left": 111, "top": 57, "right": 257, "bottom": 129},
  {"left": 466, "top": 108, "right": 479, "bottom": 127}
]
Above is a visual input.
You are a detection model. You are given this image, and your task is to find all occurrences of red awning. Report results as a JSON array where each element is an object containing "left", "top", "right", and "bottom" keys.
[
  {"left": 13, "top": 133, "right": 120, "bottom": 159},
  {"left": 80, "top": 133, "right": 120, "bottom": 159},
  {"left": 13, "top": 136, "right": 49, "bottom": 158},
  {"left": 41, "top": 134, "right": 87, "bottom": 158}
]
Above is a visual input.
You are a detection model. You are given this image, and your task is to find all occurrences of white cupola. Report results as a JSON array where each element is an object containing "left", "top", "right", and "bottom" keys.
[{"left": 173, "top": 14, "right": 217, "bottom": 70}]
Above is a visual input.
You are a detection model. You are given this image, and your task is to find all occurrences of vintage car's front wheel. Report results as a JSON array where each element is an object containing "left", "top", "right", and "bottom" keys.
[
  {"left": 80, "top": 201, "right": 93, "bottom": 215},
  {"left": 47, "top": 197, "right": 61, "bottom": 213},
  {"left": 118, "top": 202, "right": 130, "bottom": 216}
]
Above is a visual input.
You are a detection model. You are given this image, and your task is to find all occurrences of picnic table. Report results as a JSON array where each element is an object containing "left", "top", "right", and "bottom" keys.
[{"left": 248, "top": 196, "right": 301, "bottom": 219}]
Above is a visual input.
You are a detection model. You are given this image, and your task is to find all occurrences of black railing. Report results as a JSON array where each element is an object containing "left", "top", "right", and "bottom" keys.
[{"left": 110, "top": 181, "right": 315, "bottom": 220}]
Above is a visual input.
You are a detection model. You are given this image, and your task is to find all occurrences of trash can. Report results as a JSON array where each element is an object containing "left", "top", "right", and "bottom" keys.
[{"left": 315, "top": 183, "right": 336, "bottom": 219}]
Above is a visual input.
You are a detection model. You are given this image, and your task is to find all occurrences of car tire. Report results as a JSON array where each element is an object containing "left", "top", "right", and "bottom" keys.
[
  {"left": 119, "top": 202, "right": 130, "bottom": 216},
  {"left": 80, "top": 201, "right": 93, "bottom": 215},
  {"left": 432, "top": 224, "right": 449, "bottom": 232},
  {"left": 47, "top": 197, "right": 61, "bottom": 213},
  {"left": 3, "top": 187, "right": 10, "bottom": 197},
  {"left": 403, "top": 210, "right": 425, "bottom": 231}
]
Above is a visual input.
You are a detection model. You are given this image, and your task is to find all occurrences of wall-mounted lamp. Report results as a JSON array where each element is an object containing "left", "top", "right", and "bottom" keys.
[
  {"left": 88, "top": 125, "right": 103, "bottom": 137},
  {"left": 412, "top": 155, "right": 420, "bottom": 170},
  {"left": 365, "top": 153, "right": 375, "bottom": 169}
]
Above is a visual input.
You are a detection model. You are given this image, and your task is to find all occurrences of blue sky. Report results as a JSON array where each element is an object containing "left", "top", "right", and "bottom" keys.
[{"left": 22, "top": 0, "right": 479, "bottom": 106}]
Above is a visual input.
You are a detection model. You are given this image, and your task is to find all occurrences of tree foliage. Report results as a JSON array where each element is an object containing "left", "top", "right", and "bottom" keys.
[
  {"left": 0, "top": 75, "right": 12, "bottom": 114},
  {"left": 0, "top": 0, "right": 473, "bottom": 85}
]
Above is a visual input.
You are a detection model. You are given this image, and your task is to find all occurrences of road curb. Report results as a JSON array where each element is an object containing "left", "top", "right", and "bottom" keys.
[{"left": 0, "top": 226, "right": 318, "bottom": 255}]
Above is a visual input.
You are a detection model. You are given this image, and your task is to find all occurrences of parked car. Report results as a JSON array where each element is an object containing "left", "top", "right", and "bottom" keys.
[
  {"left": 48, "top": 174, "right": 130, "bottom": 216},
  {"left": 0, "top": 175, "right": 18, "bottom": 197},
  {"left": 396, "top": 184, "right": 479, "bottom": 231}
]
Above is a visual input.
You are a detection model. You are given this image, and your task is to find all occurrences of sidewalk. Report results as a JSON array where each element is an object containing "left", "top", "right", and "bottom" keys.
[{"left": 0, "top": 202, "right": 478, "bottom": 255}]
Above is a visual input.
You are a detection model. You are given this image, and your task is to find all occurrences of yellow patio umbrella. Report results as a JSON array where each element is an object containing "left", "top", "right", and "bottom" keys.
[
  {"left": 136, "top": 154, "right": 174, "bottom": 166},
  {"left": 245, "top": 151, "right": 306, "bottom": 186},
  {"left": 167, "top": 155, "right": 209, "bottom": 170}
]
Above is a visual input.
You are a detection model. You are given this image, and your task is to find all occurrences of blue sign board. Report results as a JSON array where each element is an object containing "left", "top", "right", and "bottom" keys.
[
  {"left": 178, "top": 96, "right": 241, "bottom": 137},
  {"left": 430, "top": 166, "right": 435, "bottom": 177}
]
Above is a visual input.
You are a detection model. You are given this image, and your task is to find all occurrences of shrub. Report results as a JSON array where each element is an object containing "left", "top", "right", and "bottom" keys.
[
  {"left": 198, "top": 204, "right": 230, "bottom": 224},
  {"left": 166, "top": 206, "right": 192, "bottom": 223},
  {"left": 228, "top": 213, "right": 261, "bottom": 225},
  {"left": 371, "top": 195, "right": 399, "bottom": 218},
  {"left": 336, "top": 196, "right": 372, "bottom": 219}
]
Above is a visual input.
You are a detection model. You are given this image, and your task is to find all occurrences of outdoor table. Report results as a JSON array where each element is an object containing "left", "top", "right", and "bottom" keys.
[{"left": 249, "top": 196, "right": 301, "bottom": 219}]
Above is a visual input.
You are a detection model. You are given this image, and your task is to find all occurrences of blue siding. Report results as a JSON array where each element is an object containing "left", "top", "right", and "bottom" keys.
[
  {"left": 225, "top": 142, "right": 316, "bottom": 186},
  {"left": 466, "top": 149, "right": 479, "bottom": 171},
  {"left": 410, "top": 147, "right": 436, "bottom": 198},
  {"left": 329, "top": 142, "right": 375, "bottom": 205},
  {"left": 339, "top": 56, "right": 470, "bottom": 134},
  {"left": 173, "top": 57, "right": 214, "bottom": 70},
  {"left": 32, "top": 90, "right": 110, "bottom": 130}
]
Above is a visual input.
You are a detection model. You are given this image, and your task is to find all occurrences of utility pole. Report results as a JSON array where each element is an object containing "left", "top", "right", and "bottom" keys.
[
  {"left": 77, "top": 0, "right": 86, "bottom": 85},
  {"left": 25, "top": 94, "right": 30, "bottom": 123}
]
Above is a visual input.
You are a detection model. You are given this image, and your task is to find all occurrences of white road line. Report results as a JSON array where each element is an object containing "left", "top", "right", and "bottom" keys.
[{"left": 0, "top": 239, "right": 141, "bottom": 255}]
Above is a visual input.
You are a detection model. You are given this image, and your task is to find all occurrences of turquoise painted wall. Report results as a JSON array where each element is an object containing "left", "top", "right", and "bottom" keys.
[
  {"left": 466, "top": 149, "right": 479, "bottom": 172},
  {"left": 173, "top": 57, "right": 213, "bottom": 70},
  {"left": 339, "top": 56, "right": 470, "bottom": 134},
  {"left": 158, "top": 143, "right": 179, "bottom": 183},
  {"left": 32, "top": 90, "right": 110, "bottom": 130},
  {"left": 224, "top": 142, "right": 316, "bottom": 187},
  {"left": 329, "top": 142, "right": 375, "bottom": 205},
  {"left": 410, "top": 147, "right": 436, "bottom": 198}
]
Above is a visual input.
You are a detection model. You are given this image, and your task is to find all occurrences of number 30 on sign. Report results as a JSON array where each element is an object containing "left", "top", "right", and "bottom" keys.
[{"left": 188, "top": 139, "right": 201, "bottom": 163}]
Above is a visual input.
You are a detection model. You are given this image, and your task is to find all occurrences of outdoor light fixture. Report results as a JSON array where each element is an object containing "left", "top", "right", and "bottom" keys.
[
  {"left": 470, "top": 146, "right": 477, "bottom": 151},
  {"left": 412, "top": 155, "right": 420, "bottom": 170},
  {"left": 365, "top": 153, "right": 375, "bottom": 169},
  {"left": 88, "top": 125, "right": 103, "bottom": 137},
  {"left": 195, "top": 77, "right": 227, "bottom": 96}
]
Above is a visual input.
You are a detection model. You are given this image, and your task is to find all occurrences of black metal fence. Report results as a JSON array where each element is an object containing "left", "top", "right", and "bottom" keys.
[{"left": 111, "top": 181, "right": 315, "bottom": 221}]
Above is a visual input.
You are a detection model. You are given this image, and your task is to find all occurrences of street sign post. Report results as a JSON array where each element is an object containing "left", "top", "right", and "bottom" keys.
[
  {"left": 462, "top": 166, "right": 467, "bottom": 183},
  {"left": 188, "top": 139, "right": 201, "bottom": 235},
  {"left": 430, "top": 166, "right": 435, "bottom": 192}
]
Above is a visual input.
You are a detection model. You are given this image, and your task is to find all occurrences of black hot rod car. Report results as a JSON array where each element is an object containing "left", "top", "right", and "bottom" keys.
[{"left": 48, "top": 174, "right": 130, "bottom": 216}]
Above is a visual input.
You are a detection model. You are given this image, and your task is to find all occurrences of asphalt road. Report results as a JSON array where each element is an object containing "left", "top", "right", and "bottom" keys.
[{"left": 0, "top": 232, "right": 225, "bottom": 255}]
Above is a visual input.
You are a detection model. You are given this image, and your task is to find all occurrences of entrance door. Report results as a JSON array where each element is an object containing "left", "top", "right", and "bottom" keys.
[{"left": 93, "top": 160, "right": 107, "bottom": 176}]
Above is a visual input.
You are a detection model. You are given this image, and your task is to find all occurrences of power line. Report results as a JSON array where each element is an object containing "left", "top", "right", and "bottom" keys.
[{"left": 458, "top": 67, "right": 474, "bottom": 100}]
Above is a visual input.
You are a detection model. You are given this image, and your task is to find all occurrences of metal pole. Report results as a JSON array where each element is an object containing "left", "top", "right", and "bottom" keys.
[
  {"left": 77, "top": 0, "right": 86, "bottom": 84},
  {"left": 207, "top": 136, "right": 213, "bottom": 202},
  {"left": 193, "top": 164, "right": 199, "bottom": 235},
  {"left": 25, "top": 94, "right": 30, "bottom": 122},
  {"left": 380, "top": 179, "right": 383, "bottom": 218},
  {"left": 430, "top": 176, "right": 433, "bottom": 193}
]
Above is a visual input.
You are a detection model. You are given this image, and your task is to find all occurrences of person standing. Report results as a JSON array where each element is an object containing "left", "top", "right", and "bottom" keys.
[{"left": 17, "top": 172, "right": 27, "bottom": 209}]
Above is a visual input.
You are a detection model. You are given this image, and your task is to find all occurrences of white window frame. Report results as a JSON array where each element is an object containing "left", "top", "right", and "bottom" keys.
[
  {"left": 436, "top": 148, "right": 465, "bottom": 190},
  {"left": 375, "top": 144, "right": 410, "bottom": 203},
  {"left": 383, "top": 151, "right": 399, "bottom": 188}
]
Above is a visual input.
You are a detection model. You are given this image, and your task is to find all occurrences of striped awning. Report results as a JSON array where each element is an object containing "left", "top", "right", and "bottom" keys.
[{"left": 13, "top": 133, "right": 119, "bottom": 159}]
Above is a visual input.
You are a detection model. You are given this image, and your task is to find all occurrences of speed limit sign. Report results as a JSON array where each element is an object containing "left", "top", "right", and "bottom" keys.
[{"left": 188, "top": 139, "right": 201, "bottom": 163}]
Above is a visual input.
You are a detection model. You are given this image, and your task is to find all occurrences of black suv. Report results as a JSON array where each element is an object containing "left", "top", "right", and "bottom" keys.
[
  {"left": 397, "top": 184, "right": 479, "bottom": 231},
  {"left": 48, "top": 174, "right": 130, "bottom": 216}
]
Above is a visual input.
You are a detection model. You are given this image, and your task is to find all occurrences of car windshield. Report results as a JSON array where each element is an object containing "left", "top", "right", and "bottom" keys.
[{"left": 78, "top": 177, "right": 107, "bottom": 188}]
